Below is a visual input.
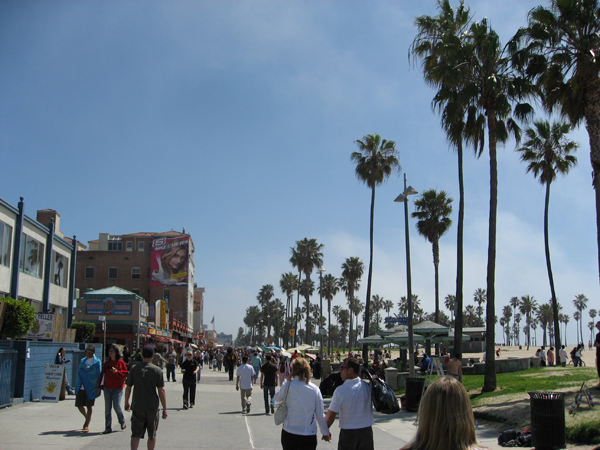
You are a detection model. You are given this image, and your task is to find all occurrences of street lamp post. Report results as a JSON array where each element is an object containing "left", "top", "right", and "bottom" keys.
[
  {"left": 395, "top": 173, "right": 418, "bottom": 378},
  {"left": 317, "top": 268, "right": 326, "bottom": 359}
]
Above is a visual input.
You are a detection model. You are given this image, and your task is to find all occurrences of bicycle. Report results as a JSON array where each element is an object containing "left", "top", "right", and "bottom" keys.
[{"left": 567, "top": 358, "right": 586, "bottom": 367}]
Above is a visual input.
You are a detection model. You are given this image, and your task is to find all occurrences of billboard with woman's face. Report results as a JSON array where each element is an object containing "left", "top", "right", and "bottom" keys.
[{"left": 150, "top": 237, "right": 189, "bottom": 287}]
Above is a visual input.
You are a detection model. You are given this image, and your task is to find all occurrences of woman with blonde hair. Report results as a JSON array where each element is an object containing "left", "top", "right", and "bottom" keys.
[
  {"left": 151, "top": 242, "right": 189, "bottom": 285},
  {"left": 273, "top": 357, "right": 330, "bottom": 450},
  {"left": 400, "top": 376, "right": 488, "bottom": 450}
]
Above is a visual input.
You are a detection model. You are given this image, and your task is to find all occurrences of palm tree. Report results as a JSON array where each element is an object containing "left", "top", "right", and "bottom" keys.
[
  {"left": 538, "top": 302, "right": 554, "bottom": 347},
  {"left": 509, "top": 1, "right": 600, "bottom": 288},
  {"left": 340, "top": 257, "right": 364, "bottom": 352},
  {"left": 338, "top": 309, "right": 350, "bottom": 352},
  {"left": 383, "top": 299, "right": 395, "bottom": 329},
  {"left": 573, "top": 311, "right": 581, "bottom": 345},
  {"left": 412, "top": 189, "right": 453, "bottom": 324},
  {"left": 509, "top": 297, "right": 521, "bottom": 345},
  {"left": 257, "top": 284, "right": 274, "bottom": 342},
  {"left": 573, "top": 294, "right": 588, "bottom": 346},
  {"left": 445, "top": 294, "right": 456, "bottom": 323},
  {"left": 332, "top": 305, "right": 341, "bottom": 325},
  {"left": 520, "top": 295, "right": 538, "bottom": 350},
  {"left": 318, "top": 273, "right": 339, "bottom": 355},
  {"left": 501, "top": 305, "right": 513, "bottom": 345},
  {"left": 559, "top": 313, "right": 569, "bottom": 346},
  {"left": 280, "top": 272, "right": 299, "bottom": 347},
  {"left": 473, "top": 289, "right": 486, "bottom": 323},
  {"left": 298, "top": 279, "right": 315, "bottom": 344},
  {"left": 411, "top": 0, "right": 474, "bottom": 357},
  {"left": 290, "top": 238, "right": 324, "bottom": 345},
  {"left": 590, "top": 309, "right": 598, "bottom": 344},
  {"left": 514, "top": 313, "right": 522, "bottom": 346},
  {"left": 517, "top": 120, "right": 578, "bottom": 349},
  {"left": 351, "top": 298, "right": 365, "bottom": 348},
  {"left": 352, "top": 134, "right": 400, "bottom": 361}
]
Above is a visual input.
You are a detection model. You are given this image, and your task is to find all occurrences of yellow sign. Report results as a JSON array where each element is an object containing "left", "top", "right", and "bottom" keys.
[{"left": 160, "top": 301, "right": 166, "bottom": 329}]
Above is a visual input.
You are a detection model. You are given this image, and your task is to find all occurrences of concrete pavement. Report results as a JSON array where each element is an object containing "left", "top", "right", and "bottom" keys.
[{"left": 0, "top": 366, "right": 506, "bottom": 450}]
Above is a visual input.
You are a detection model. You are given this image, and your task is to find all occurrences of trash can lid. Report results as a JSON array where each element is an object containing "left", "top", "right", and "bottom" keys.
[{"left": 528, "top": 391, "right": 565, "bottom": 400}]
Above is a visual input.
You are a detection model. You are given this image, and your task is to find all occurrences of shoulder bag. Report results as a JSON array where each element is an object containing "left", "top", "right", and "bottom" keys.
[{"left": 274, "top": 379, "right": 292, "bottom": 425}]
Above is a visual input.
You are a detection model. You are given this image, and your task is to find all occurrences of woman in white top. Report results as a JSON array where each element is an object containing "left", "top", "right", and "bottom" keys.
[{"left": 273, "top": 357, "right": 330, "bottom": 450}]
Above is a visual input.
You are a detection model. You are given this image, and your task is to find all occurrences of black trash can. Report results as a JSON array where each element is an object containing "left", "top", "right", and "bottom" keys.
[
  {"left": 528, "top": 391, "right": 565, "bottom": 450},
  {"left": 405, "top": 377, "right": 425, "bottom": 412}
]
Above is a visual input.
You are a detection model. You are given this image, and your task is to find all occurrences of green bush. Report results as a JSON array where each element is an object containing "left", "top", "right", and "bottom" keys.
[
  {"left": 70, "top": 321, "right": 96, "bottom": 343},
  {"left": 0, "top": 297, "right": 37, "bottom": 339}
]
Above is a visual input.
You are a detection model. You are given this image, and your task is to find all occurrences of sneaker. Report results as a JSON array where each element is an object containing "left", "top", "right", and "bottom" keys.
[
  {"left": 247, "top": 405, "right": 251, "bottom": 413},
  {"left": 270, "top": 405, "right": 274, "bottom": 414},
  {"left": 183, "top": 405, "right": 188, "bottom": 410}
]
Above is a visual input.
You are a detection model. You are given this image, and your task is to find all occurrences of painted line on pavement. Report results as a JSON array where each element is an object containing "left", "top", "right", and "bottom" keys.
[{"left": 245, "top": 414, "right": 255, "bottom": 449}]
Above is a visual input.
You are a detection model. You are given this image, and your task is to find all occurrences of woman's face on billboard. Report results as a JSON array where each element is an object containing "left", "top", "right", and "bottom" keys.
[{"left": 168, "top": 247, "right": 187, "bottom": 271}]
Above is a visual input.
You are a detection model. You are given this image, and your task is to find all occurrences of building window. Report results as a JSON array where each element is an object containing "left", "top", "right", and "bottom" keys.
[
  {"left": 138, "top": 242, "right": 145, "bottom": 252},
  {"left": 131, "top": 289, "right": 140, "bottom": 296},
  {"left": 126, "top": 241, "right": 133, "bottom": 251},
  {"left": 108, "top": 238, "right": 122, "bottom": 251},
  {"left": 108, "top": 267, "right": 118, "bottom": 279},
  {"left": 51, "top": 251, "right": 68, "bottom": 287},
  {"left": 131, "top": 267, "right": 141, "bottom": 279},
  {"left": 85, "top": 267, "right": 94, "bottom": 279},
  {"left": 0, "top": 221, "right": 12, "bottom": 267},
  {"left": 20, "top": 234, "right": 44, "bottom": 278}
]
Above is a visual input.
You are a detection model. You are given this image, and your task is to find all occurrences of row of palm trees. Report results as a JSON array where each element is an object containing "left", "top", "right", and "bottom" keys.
[
  {"left": 409, "top": 0, "right": 599, "bottom": 391},
  {"left": 499, "top": 294, "right": 597, "bottom": 349}
]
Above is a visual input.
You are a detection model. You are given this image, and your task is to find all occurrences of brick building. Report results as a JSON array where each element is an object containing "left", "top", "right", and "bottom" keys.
[{"left": 75, "top": 231, "right": 195, "bottom": 339}]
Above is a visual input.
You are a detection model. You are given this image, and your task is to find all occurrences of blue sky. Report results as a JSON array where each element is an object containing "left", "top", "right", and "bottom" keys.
[{"left": 1, "top": 1, "right": 597, "bottom": 347}]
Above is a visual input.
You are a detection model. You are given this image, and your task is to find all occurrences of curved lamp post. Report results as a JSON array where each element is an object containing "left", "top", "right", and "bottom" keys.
[{"left": 395, "top": 173, "right": 418, "bottom": 377}]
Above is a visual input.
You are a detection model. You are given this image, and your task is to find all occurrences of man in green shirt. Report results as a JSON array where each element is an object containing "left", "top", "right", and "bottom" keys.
[{"left": 124, "top": 346, "right": 168, "bottom": 450}]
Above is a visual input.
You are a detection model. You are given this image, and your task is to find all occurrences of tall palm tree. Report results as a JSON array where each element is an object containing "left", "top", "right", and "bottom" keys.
[
  {"left": 517, "top": 119, "right": 578, "bottom": 349},
  {"left": 412, "top": 189, "right": 453, "bottom": 324},
  {"left": 473, "top": 289, "right": 486, "bottom": 323},
  {"left": 290, "top": 238, "right": 324, "bottom": 345},
  {"left": 501, "top": 305, "right": 513, "bottom": 345},
  {"left": 383, "top": 299, "right": 395, "bottom": 329},
  {"left": 280, "top": 272, "right": 299, "bottom": 347},
  {"left": 332, "top": 305, "right": 341, "bottom": 325},
  {"left": 338, "top": 309, "right": 350, "bottom": 352},
  {"left": 352, "top": 134, "right": 400, "bottom": 361},
  {"left": 509, "top": 297, "right": 521, "bottom": 345},
  {"left": 298, "top": 279, "right": 315, "bottom": 344},
  {"left": 538, "top": 302, "right": 554, "bottom": 347},
  {"left": 573, "top": 294, "right": 588, "bottom": 346},
  {"left": 573, "top": 311, "right": 581, "bottom": 345},
  {"left": 340, "top": 257, "right": 364, "bottom": 352},
  {"left": 411, "top": 0, "right": 474, "bottom": 357},
  {"left": 350, "top": 298, "right": 364, "bottom": 349},
  {"left": 590, "top": 309, "right": 598, "bottom": 344},
  {"left": 318, "top": 273, "right": 339, "bottom": 355},
  {"left": 444, "top": 294, "right": 456, "bottom": 323},
  {"left": 520, "top": 295, "right": 538, "bottom": 350},
  {"left": 559, "top": 313, "right": 568, "bottom": 346},
  {"left": 509, "top": 1, "right": 600, "bottom": 289},
  {"left": 514, "top": 313, "right": 522, "bottom": 346}
]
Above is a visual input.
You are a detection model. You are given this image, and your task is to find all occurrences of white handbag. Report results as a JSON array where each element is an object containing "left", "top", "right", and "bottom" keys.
[{"left": 274, "top": 380, "right": 292, "bottom": 425}]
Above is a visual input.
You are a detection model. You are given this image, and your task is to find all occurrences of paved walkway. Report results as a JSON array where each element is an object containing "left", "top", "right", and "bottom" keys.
[{"left": 0, "top": 367, "right": 506, "bottom": 450}]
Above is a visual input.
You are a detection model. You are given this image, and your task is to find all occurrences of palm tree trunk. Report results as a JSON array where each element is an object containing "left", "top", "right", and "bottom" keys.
[
  {"left": 483, "top": 113, "right": 497, "bottom": 393},
  {"left": 348, "top": 302, "right": 353, "bottom": 352},
  {"left": 544, "top": 181, "right": 561, "bottom": 349},
  {"left": 328, "top": 301, "right": 332, "bottom": 356},
  {"left": 362, "top": 186, "right": 376, "bottom": 365},
  {"left": 433, "top": 240, "right": 440, "bottom": 324},
  {"left": 294, "top": 270, "right": 301, "bottom": 346},
  {"left": 454, "top": 140, "right": 465, "bottom": 356}
]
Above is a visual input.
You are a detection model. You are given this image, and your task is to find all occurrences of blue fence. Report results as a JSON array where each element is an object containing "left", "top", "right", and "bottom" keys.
[{"left": 0, "top": 348, "right": 18, "bottom": 408}]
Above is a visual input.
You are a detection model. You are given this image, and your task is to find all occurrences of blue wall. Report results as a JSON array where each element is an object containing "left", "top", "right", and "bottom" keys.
[{"left": 0, "top": 340, "right": 102, "bottom": 402}]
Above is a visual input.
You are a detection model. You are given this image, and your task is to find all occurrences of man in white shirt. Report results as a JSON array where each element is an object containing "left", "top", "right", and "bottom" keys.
[
  {"left": 325, "top": 358, "right": 374, "bottom": 450},
  {"left": 236, "top": 355, "right": 255, "bottom": 414},
  {"left": 559, "top": 345, "right": 568, "bottom": 367}
]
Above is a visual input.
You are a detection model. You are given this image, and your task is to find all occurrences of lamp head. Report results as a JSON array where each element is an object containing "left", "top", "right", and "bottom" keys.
[{"left": 394, "top": 194, "right": 407, "bottom": 203}]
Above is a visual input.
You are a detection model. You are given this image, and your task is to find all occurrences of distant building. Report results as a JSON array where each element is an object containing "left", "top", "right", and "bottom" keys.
[
  {"left": 75, "top": 231, "right": 195, "bottom": 340},
  {"left": 193, "top": 287, "right": 205, "bottom": 333},
  {"left": 216, "top": 332, "right": 232, "bottom": 347},
  {"left": 0, "top": 197, "right": 79, "bottom": 323}
]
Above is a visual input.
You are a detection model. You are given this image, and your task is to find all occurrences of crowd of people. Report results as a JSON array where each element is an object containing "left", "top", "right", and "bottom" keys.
[{"left": 55, "top": 320, "right": 600, "bottom": 450}]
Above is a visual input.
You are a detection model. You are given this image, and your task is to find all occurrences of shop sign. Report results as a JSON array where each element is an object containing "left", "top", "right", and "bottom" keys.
[
  {"left": 25, "top": 313, "right": 54, "bottom": 340},
  {"left": 86, "top": 297, "right": 132, "bottom": 315},
  {"left": 40, "top": 364, "right": 65, "bottom": 402}
]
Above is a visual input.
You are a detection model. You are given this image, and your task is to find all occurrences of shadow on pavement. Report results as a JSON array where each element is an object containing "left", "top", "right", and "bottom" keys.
[{"left": 39, "top": 430, "right": 101, "bottom": 437}]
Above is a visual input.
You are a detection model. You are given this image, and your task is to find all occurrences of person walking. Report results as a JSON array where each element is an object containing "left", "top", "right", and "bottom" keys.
[
  {"left": 225, "top": 347, "right": 237, "bottom": 381},
  {"left": 236, "top": 355, "right": 255, "bottom": 414},
  {"left": 75, "top": 344, "right": 102, "bottom": 433},
  {"left": 273, "top": 357, "right": 330, "bottom": 450},
  {"left": 260, "top": 354, "right": 278, "bottom": 415},
  {"left": 55, "top": 347, "right": 75, "bottom": 395},
  {"left": 99, "top": 344, "right": 128, "bottom": 434},
  {"left": 400, "top": 376, "right": 490, "bottom": 450},
  {"left": 251, "top": 351, "right": 262, "bottom": 385},
  {"left": 164, "top": 345, "right": 178, "bottom": 382},
  {"left": 278, "top": 356, "right": 290, "bottom": 386},
  {"left": 559, "top": 345, "right": 568, "bottom": 367},
  {"left": 180, "top": 350, "right": 199, "bottom": 409},
  {"left": 124, "top": 346, "right": 168, "bottom": 450},
  {"left": 325, "top": 357, "right": 374, "bottom": 450}
]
